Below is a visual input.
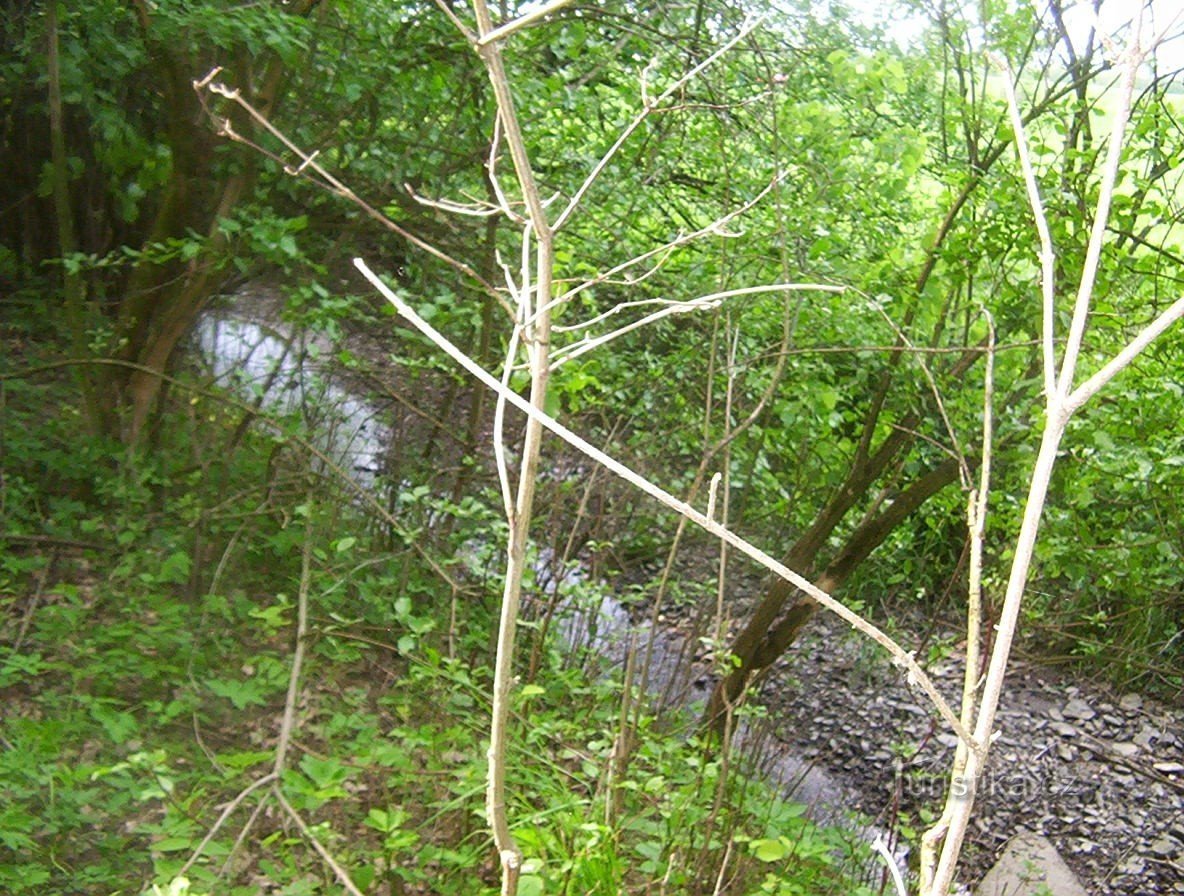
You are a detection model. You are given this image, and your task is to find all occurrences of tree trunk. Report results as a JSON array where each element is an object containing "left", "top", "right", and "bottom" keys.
[{"left": 704, "top": 457, "right": 961, "bottom": 734}]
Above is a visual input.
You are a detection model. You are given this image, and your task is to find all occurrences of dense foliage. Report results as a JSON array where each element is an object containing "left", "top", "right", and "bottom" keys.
[{"left": 2, "top": 0, "right": 1183, "bottom": 893}]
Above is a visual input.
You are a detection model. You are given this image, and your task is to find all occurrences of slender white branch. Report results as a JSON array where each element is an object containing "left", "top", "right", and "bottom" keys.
[
  {"left": 486, "top": 116, "right": 525, "bottom": 227},
  {"left": 1056, "top": 39, "right": 1140, "bottom": 398},
  {"left": 467, "top": 3, "right": 557, "bottom": 890},
  {"left": 197, "top": 75, "right": 494, "bottom": 294},
  {"left": 927, "top": 36, "right": 1155, "bottom": 896},
  {"left": 354, "top": 257, "right": 974, "bottom": 749},
  {"left": 1065, "top": 294, "right": 1184, "bottom": 413},
  {"left": 476, "top": 0, "right": 578, "bottom": 47},
  {"left": 551, "top": 283, "right": 843, "bottom": 369},
  {"left": 406, "top": 185, "right": 503, "bottom": 217},
  {"left": 273, "top": 506, "right": 314, "bottom": 776},
  {"left": 431, "top": 0, "right": 476, "bottom": 42},
  {"left": 994, "top": 55, "right": 1058, "bottom": 403},
  {"left": 555, "top": 174, "right": 786, "bottom": 307},
  {"left": 555, "top": 295, "right": 720, "bottom": 334},
  {"left": 553, "top": 17, "right": 762, "bottom": 232},
  {"left": 873, "top": 834, "right": 908, "bottom": 896},
  {"left": 492, "top": 323, "right": 521, "bottom": 523}
]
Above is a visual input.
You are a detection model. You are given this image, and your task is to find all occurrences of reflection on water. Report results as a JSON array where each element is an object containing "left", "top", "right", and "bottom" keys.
[{"left": 194, "top": 312, "right": 391, "bottom": 489}]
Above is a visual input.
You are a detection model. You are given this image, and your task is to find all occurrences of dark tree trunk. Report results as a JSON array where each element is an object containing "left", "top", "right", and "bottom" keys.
[{"left": 703, "top": 457, "right": 962, "bottom": 734}]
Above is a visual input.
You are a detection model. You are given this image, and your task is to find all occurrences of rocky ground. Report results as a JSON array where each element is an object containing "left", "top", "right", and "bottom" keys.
[
  {"left": 699, "top": 608, "right": 1184, "bottom": 895},
  {"left": 593, "top": 544, "right": 1183, "bottom": 895},
  {"left": 764, "top": 613, "right": 1183, "bottom": 894}
]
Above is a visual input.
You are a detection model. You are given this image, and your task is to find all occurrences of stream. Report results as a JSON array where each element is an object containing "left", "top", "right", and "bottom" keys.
[{"left": 192, "top": 298, "right": 875, "bottom": 832}]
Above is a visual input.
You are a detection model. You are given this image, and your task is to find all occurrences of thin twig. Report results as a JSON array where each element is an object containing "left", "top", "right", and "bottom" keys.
[
  {"left": 554, "top": 175, "right": 786, "bottom": 307},
  {"left": 551, "top": 283, "right": 842, "bottom": 369},
  {"left": 867, "top": 295, "right": 970, "bottom": 488},
  {"left": 194, "top": 73, "right": 496, "bottom": 296},
  {"left": 993, "top": 55, "right": 1058, "bottom": 402},
  {"left": 1055, "top": 32, "right": 1141, "bottom": 400},
  {"left": 1066, "top": 294, "right": 1184, "bottom": 412},
  {"left": 273, "top": 786, "right": 366, "bottom": 896},
  {"left": 178, "top": 773, "right": 278, "bottom": 876},
  {"left": 553, "top": 17, "right": 763, "bottom": 231},
  {"left": 274, "top": 500, "right": 314, "bottom": 776}
]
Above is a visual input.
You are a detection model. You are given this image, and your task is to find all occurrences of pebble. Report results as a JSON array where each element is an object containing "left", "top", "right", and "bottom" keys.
[
  {"left": 1119, "top": 856, "right": 1146, "bottom": 875},
  {"left": 1110, "top": 742, "right": 1140, "bottom": 758},
  {"left": 1150, "top": 836, "right": 1177, "bottom": 857},
  {"left": 1119, "top": 693, "right": 1143, "bottom": 711},
  {"left": 1063, "top": 698, "right": 1097, "bottom": 721},
  {"left": 1134, "top": 724, "right": 1161, "bottom": 748},
  {"left": 1050, "top": 721, "right": 1078, "bottom": 737}
]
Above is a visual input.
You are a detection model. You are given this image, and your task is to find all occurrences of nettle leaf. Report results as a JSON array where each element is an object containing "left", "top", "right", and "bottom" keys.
[
  {"left": 298, "top": 754, "right": 351, "bottom": 794},
  {"left": 206, "top": 675, "right": 269, "bottom": 710},
  {"left": 158, "top": 550, "right": 191, "bottom": 585}
]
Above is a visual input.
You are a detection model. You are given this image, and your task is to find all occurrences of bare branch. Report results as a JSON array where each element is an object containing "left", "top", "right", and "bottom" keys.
[
  {"left": 194, "top": 73, "right": 498, "bottom": 297},
  {"left": 993, "top": 55, "right": 1059, "bottom": 403},
  {"left": 1066, "top": 294, "right": 1184, "bottom": 413},
  {"left": 551, "top": 283, "right": 843, "bottom": 369},
  {"left": 553, "top": 16, "right": 763, "bottom": 231},
  {"left": 355, "top": 257, "right": 975, "bottom": 750},
  {"left": 476, "top": 0, "right": 578, "bottom": 47},
  {"left": 273, "top": 788, "right": 366, "bottom": 896},
  {"left": 1056, "top": 33, "right": 1142, "bottom": 398},
  {"left": 553, "top": 295, "right": 714, "bottom": 334},
  {"left": 867, "top": 293, "right": 971, "bottom": 488},
  {"left": 431, "top": 0, "right": 477, "bottom": 43},
  {"left": 554, "top": 173, "right": 787, "bottom": 308},
  {"left": 405, "top": 184, "right": 503, "bottom": 218}
]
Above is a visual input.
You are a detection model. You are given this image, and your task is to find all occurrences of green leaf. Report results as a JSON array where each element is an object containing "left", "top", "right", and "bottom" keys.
[
  {"left": 159, "top": 550, "right": 191, "bottom": 585},
  {"left": 751, "top": 837, "right": 789, "bottom": 862}
]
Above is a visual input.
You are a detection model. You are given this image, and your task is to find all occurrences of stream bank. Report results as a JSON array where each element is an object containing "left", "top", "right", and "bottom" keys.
[{"left": 654, "top": 587, "right": 1184, "bottom": 895}]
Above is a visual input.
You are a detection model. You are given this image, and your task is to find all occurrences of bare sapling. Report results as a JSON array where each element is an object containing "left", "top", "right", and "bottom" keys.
[{"left": 921, "top": 15, "right": 1184, "bottom": 894}]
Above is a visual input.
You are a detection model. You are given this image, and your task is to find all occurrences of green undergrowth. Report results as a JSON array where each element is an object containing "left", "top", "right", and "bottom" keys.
[{"left": 0, "top": 355, "right": 875, "bottom": 895}]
